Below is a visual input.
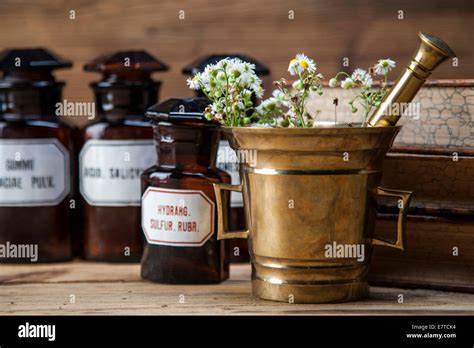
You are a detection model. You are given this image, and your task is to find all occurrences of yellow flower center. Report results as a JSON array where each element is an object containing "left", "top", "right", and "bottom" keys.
[
  {"left": 299, "top": 60, "right": 309, "bottom": 69},
  {"left": 290, "top": 58, "right": 297, "bottom": 66}
]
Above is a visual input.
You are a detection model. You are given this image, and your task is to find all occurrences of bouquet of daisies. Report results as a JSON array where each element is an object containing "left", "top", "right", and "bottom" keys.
[
  {"left": 187, "top": 54, "right": 396, "bottom": 128},
  {"left": 256, "top": 54, "right": 323, "bottom": 127},
  {"left": 187, "top": 58, "right": 263, "bottom": 127}
]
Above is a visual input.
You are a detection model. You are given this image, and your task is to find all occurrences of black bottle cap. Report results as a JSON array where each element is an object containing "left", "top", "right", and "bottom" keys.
[
  {"left": 84, "top": 50, "right": 169, "bottom": 118},
  {"left": 84, "top": 50, "right": 168, "bottom": 82},
  {"left": 0, "top": 48, "right": 72, "bottom": 119},
  {"left": 146, "top": 98, "right": 212, "bottom": 123},
  {"left": 0, "top": 48, "right": 72, "bottom": 72},
  {"left": 0, "top": 48, "right": 72, "bottom": 86},
  {"left": 182, "top": 54, "right": 270, "bottom": 76}
]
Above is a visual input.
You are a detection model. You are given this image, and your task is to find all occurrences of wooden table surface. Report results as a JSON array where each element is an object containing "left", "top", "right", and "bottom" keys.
[{"left": 1, "top": 262, "right": 473, "bottom": 315}]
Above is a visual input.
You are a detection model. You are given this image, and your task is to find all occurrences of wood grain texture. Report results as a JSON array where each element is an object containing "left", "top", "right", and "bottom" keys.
[
  {"left": 0, "top": 0, "right": 472, "bottom": 127},
  {"left": 0, "top": 262, "right": 473, "bottom": 315}
]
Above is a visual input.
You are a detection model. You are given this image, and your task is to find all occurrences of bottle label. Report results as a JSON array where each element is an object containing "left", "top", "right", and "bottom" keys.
[
  {"left": 216, "top": 140, "right": 243, "bottom": 208},
  {"left": 80, "top": 139, "right": 156, "bottom": 207},
  {"left": 141, "top": 187, "right": 215, "bottom": 247},
  {"left": 0, "top": 138, "right": 70, "bottom": 207}
]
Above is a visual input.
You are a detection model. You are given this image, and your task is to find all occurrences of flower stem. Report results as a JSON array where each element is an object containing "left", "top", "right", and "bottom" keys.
[{"left": 222, "top": 68, "right": 233, "bottom": 127}]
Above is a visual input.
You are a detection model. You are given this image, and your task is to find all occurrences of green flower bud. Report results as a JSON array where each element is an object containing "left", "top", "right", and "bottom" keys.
[
  {"left": 242, "top": 117, "right": 251, "bottom": 126},
  {"left": 280, "top": 119, "right": 290, "bottom": 127}
]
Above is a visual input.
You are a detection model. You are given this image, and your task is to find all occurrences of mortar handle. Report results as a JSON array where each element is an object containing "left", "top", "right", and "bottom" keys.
[
  {"left": 371, "top": 187, "right": 413, "bottom": 251},
  {"left": 213, "top": 183, "right": 249, "bottom": 240}
]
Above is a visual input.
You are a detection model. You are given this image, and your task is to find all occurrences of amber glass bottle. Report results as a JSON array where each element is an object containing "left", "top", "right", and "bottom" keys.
[
  {"left": 141, "top": 98, "right": 230, "bottom": 283},
  {"left": 183, "top": 54, "right": 270, "bottom": 262},
  {"left": 80, "top": 51, "right": 168, "bottom": 262},
  {"left": 0, "top": 48, "right": 74, "bottom": 262}
]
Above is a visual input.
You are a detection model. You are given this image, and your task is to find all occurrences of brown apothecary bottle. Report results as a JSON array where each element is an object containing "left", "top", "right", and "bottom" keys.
[
  {"left": 0, "top": 48, "right": 74, "bottom": 262},
  {"left": 183, "top": 54, "right": 270, "bottom": 262},
  {"left": 141, "top": 98, "right": 230, "bottom": 283},
  {"left": 79, "top": 51, "right": 168, "bottom": 262}
]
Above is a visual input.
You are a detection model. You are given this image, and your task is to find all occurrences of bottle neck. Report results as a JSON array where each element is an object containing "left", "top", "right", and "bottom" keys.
[
  {"left": 92, "top": 81, "right": 160, "bottom": 121},
  {"left": 154, "top": 122, "right": 220, "bottom": 172},
  {"left": 0, "top": 83, "right": 64, "bottom": 120}
]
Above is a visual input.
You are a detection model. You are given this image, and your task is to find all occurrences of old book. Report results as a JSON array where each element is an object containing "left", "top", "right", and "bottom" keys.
[{"left": 369, "top": 213, "right": 474, "bottom": 292}]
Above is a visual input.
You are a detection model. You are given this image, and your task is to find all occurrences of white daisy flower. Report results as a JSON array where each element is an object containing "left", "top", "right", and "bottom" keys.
[
  {"left": 203, "top": 64, "right": 216, "bottom": 76},
  {"left": 186, "top": 75, "right": 201, "bottom": 90},
  {"left": 230, "top": 60, "right": 245, "bottom": 75},
  {"left": 288, "top": 53, "right": 316, "bottom": 75},
  {"left": 341, "top": 77, "right": 355, "bottom": 89},
  {"left": 249, "top": 76, "right": 263, "bottom": 94},
  {"left": 362, "top": 74, "right": 373, "bottom": 87},
  {"left": 351, "top": 69, "right": 367, "bottom": 82},
  {"left": 241, "top": 89, "right": 252, "bottom": 99},
  {"left": 253, "top": 85, "right": 264, "bottom": 99},
  {"left": 242, "top": 62, "right": 256, "bottom": 72},
  {"left": 257, "top": 98, "right": 278, "bottom": 113},
  {"left": 237, "top": 71, "right": 253, "bottom": 86},
  {"left": 288, "top": 58, "right": 301, "bottom": 75},
  {"left": 351, "top": 68, "right": 373, "bottom": 87},
  {"left": 271, "top": 89, "right": 289, "bottom": 107},
  {"left": 215, "top": 58, "right": 231, "bottom": 71},
  {"left": 296, "top": 53, "right": 316, "bottom": 72},
  {"left": 216, "top": 70, "right": 226, "bottom": 82},
  {"left": 374, "top": 58, "right": 396, "bottom": 75}
]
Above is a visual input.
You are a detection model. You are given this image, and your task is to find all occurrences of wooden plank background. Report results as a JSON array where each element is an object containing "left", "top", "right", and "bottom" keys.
[{"left": 0, "top": 0, "right": 473, "bottom": 127}]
